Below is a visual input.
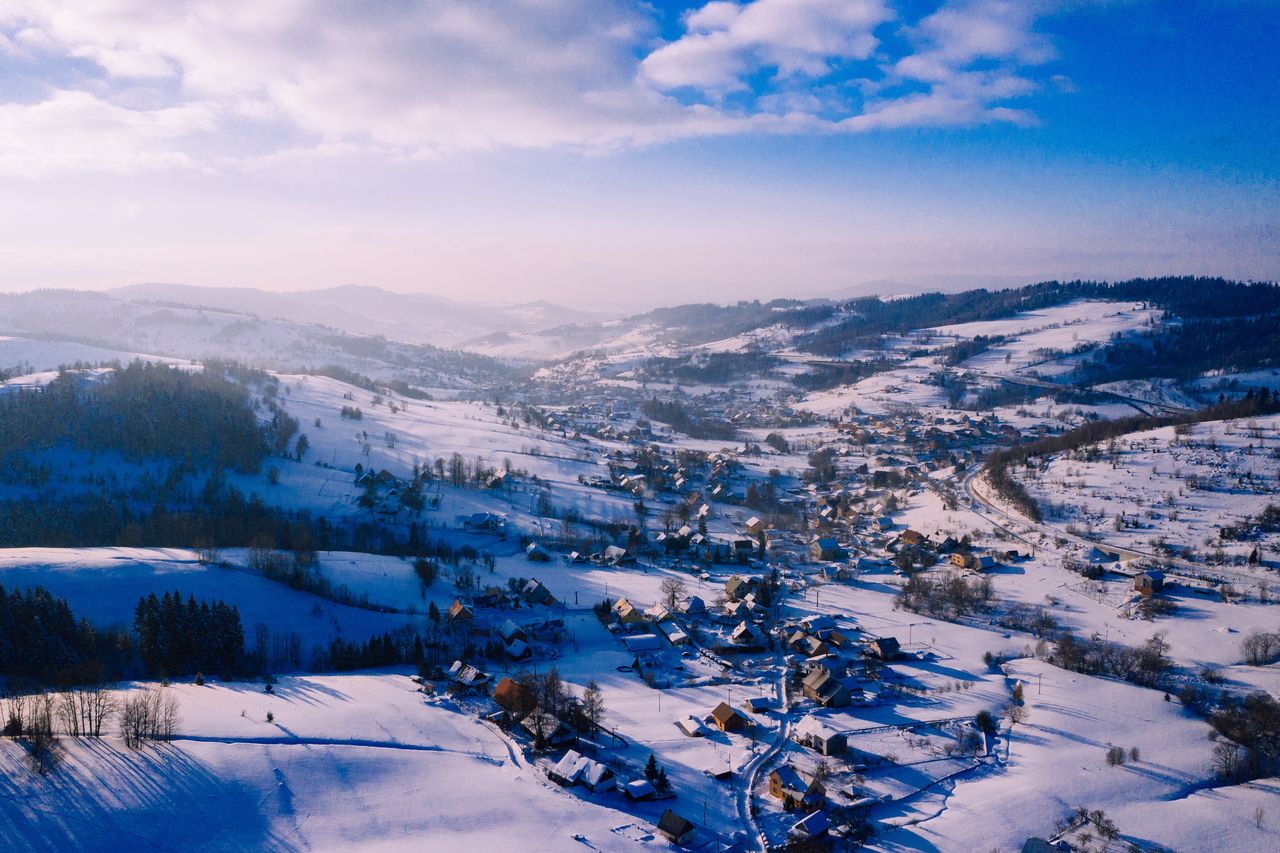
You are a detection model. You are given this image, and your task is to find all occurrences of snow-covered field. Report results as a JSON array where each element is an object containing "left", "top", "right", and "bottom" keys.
[
  {"left": 0, "top": 673, "right": 682, "bottom": 852},
  {"left": 1025, "top": 416, "right": 1280, "bottom": 564}
]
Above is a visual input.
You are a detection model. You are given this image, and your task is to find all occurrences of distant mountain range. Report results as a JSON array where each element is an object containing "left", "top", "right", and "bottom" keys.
[
  {"left": 108, "top": 283, "right": 606, "bottom": 348},
  {"left": 827, "top": 274, "right": 1037, "bottom": 300}
]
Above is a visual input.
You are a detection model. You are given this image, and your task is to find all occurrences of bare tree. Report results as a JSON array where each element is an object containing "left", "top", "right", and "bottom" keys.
[
  {"left": 56, "top": 690, "right": 80, "bottom": 737},
  {"left": 660, "top": 576, "right": 687, "bottom": 611},
  {"left": 581, "top": 680, "right": 606, "bottom": 735},
  {"left": 1241, "top": 631, "right": 1280, "bottom": 666},
  {"left": 120, "top": 687, "right": 180, "bottom": 749},
  {"left": 77, "top": 681, "right": 118, "bottom": 737},
  {"left": 25, "top": 693, "right": 57, "bottom": 774},
  {"left": 1212, "top": 741, "right": 1246, "bottom": 782}
]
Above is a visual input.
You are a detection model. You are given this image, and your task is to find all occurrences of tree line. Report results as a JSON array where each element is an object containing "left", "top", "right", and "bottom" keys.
[{"left": 134, "top": 591, "right": 245, "bottom": 679}]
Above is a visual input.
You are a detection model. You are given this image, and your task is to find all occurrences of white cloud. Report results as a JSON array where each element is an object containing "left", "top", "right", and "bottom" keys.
[
  {"left": 642, "top": 0, "right": 892, "bottom": 93},
  {"left": 876, "top": 0, "right": 1054, "bottom": 131},
  {"left": 0, "top": 0, "right": 1071, "bottom": 175},
  {"left": 0, "top": 90, "right": 215, "bottom": 177}
]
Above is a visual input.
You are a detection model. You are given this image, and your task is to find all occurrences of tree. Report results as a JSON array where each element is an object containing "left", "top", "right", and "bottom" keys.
[
  {"left": 539, "top": 667, "right": 565, "bottom": 719},
  {"left": 645, "top": 753, "right": 659, "bottom": 782},
  {"left": 660, "top": 576, "right": 687, "bottom": 611},
  {"left": 294, "top": 433, "right": 310, "bottom": 461},
  {"left": 1241, "top": 631, "right": 1280, "bottom": 666},
  {"left": 581, "top": 680, "right": 605, "bottom": 734}
]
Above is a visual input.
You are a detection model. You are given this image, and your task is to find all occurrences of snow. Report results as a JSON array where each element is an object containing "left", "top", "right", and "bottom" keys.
[{"left": 0, "top": 674, "right": 677, "bottom": 852}]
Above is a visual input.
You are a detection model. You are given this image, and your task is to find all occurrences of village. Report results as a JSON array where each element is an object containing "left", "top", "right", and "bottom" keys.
[{"left": 1, "top": 294, "right": 1277, "bottom": 852}]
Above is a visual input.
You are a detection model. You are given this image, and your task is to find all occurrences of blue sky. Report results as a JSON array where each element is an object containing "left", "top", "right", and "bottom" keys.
[{"left": 0, "top": 0, "right": 1275, "bottom": 307}]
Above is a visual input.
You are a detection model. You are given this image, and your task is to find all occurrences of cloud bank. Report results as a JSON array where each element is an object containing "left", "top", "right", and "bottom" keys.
[{"left": 0, "top": 0, "right": 1069, "bottom": 175}]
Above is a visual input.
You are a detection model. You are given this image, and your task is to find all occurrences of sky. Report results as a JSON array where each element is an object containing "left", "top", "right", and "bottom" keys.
[{"left": 0, "top": 0, "right": 1276, "bottom": 309}]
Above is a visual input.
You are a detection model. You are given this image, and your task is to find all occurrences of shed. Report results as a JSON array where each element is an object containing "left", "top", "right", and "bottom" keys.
[
  {"left": 656, "top": 810, "right": 695, "bottom": 845},
  {"left": 1134, "top": 570, "right": 1165, "bottom": 597}
]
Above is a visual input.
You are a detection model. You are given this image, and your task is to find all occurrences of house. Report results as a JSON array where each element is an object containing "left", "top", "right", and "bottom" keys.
[
  {"left": 730, "top": 621, "right": 761, "bottom": 645},
  {"left": 623, "top": 633, "right": 662, "bottom": 653},
  {"left": 790, "top": 633, "right": 829, "bottom": 658},
  {"left": 520, "top": 712, "right": 576, "bottom": 748},
  {"left": 492, "top": 677, "right": 537, "bottom": 720},
  {"left": 710, "top": 701, "right": 748, "bottom": 732},
  {"left": 525, "top": 542, "right": 552, "bottom": 562},
  {"left": 794, "top": 715, "right": 846, "bottom": 756},
  {"left": 656, "top": 810, "right": 696, "bottom": 845},
  {"left": 681, "top": 596, "right": 707, "bottom": 616},
  {"left": 644, "top": 602, "right": 671, "bottom": 623},
  {"left": 724, "top": 575, "right": 760, "bottom": 602},
  {"left": 790, "top": 810, "right": 830, "bottom": 840},
  {"left": 746, "top": 516, "right": 765, "bottom": 537},
  {"left": 810, "top": 537, "right": 846, "bottom": 561},
  {"left": 802, "top": 667, "right": 851, "bottom": 708},
  {"left": 459, "top": 512, "right": 506, "bottom": 533},
  {"left": 768, "top": 765, "right": 825, "bottom": 808},
  {"left": 899, "top": 528, "right": 926, "bottom": 546},
  {"left": 676, "top": 716, "right": 708, "bottom": 737},
  {"left": 660, "top": 622, "right": 689, "bottom": 645},
  {"left": 604, "top": 544, "right": 635, "bottom": 565},
  {"left": 1134, "top": 570, "right": 1165, "bottom": 597},
  {"left": 447, "top": 599, "right": 474, "bottom": 623},
  {"left": 613, "top": 597, "right": 646, "bottom": 626},
  {"left": 866, "top": 637, "right": 901, "bottom": 661},
  {"left": 950, "top": 552, "right": 978, "bottom": 570},
  {"left": 476, "top": 586, "right": 507, "bottom": 608},
  {"left": 445, "top": 660, "right": 490, "bottom": 693},
  {"left": 800, "top": 615, "right": 836, "bottom": 633},
  {"left": 550, "top": 750, "right": 590, "bottom": 786},
  {"left": 505, "top": 639, "right": 533, "bottom": 662},
  {"left": 497, "top": 619, "right": 527, "bottom": 645},
  {"left": 619, "top": 474, "right": 647, "bottom": 494},
  {"left": 742, "top": 696, "right": 773, "bottom": 715},
  {"left": 624, "top": 779, "right": 656, "bottom": 801},
  {"left": 550, "top": 750, "right": 615, "bottom": 791},
  {"left": 1022, "top": 840, "right": 1069, "bottom": 853},
  {"left": 583, "top": 761, "right": 616, "bottom": 792},
  {"left": 522, "top": 578, "right": 556, "bottom": 606}
]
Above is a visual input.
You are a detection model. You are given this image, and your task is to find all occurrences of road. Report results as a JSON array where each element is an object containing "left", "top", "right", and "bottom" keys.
[{"left": 734, "top": 662, "right": 790, "bottom": 852}]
